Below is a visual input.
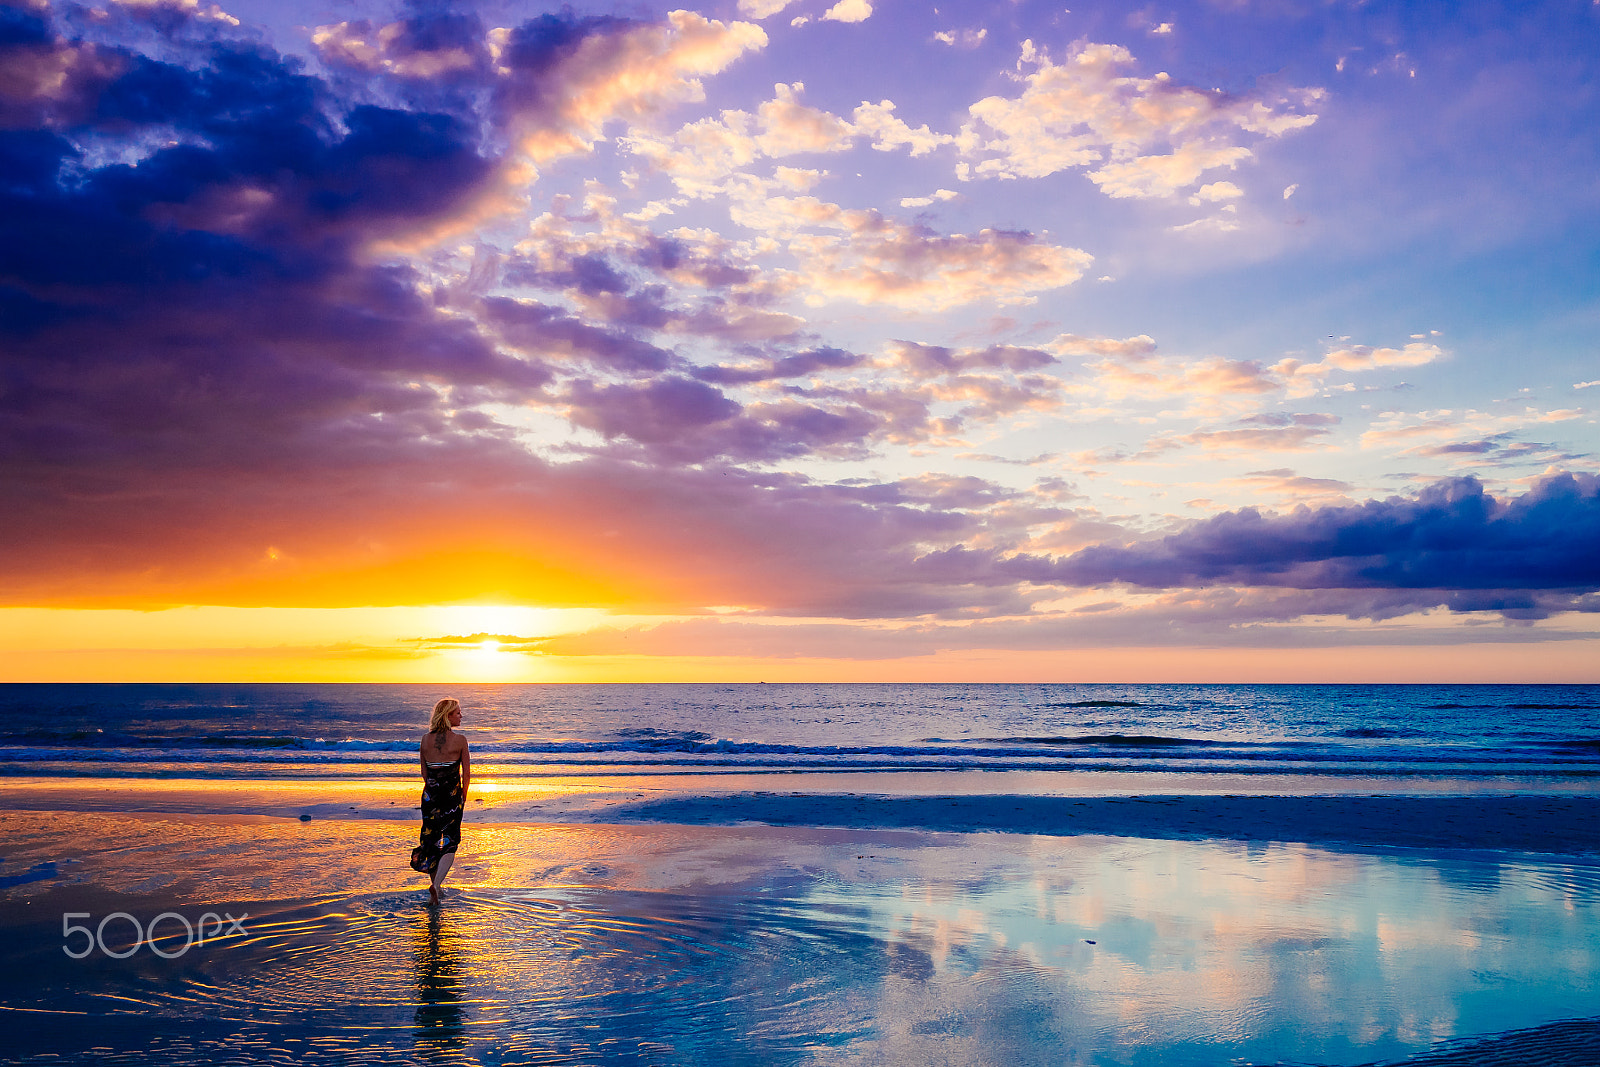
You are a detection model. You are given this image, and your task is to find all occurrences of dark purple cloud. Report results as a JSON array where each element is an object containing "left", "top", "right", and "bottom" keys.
[
  {"left": 480, "top": 296, "right": 674, "bottom": 373},
  {"left": 693, "top": 347, "right": 863, "bottom": 385},
  {"left": 1013, "top": 473, "right": 1600, "bottom": 600},
  {"left": 563, "top": 378, "right": 896, "bottom": 464},
  {"left": 0, "top": 5, "right": 592, "bottom": 587},
  {"left": 893, "top": 341, "right": 1057, "bottom": 377}
]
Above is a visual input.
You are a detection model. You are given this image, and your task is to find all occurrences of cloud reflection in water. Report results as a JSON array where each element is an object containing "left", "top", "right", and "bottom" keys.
[{"left": 5, "top": 826, "right": 1597, "bottom": 1065}]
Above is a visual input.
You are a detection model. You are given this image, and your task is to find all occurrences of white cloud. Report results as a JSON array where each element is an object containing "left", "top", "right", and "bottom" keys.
[
  {"left": 822, "top": 0, "right": 873, "bottom": 22},
  {"left": 757, "top": 82, "right": 855, "bottom": 156},
  {"left": 737, "top": 0, "right": 800, "bottom": 19},
  {"left": 1189, "top": 180, "right": 1243, "bottom": 204},
  {"left": 773, "top": 166, "right": 824, "bottom": 191},
  {"left": 625, "top": 87, "right": 953, "bottom": 197},
  {"left": 1272, "top": 342, "right": 1445, "bottom": 398},
  {"left": 746, "top": 197, "right": 1091, "bottom": 309},
  {"left": 1357, "top": 407, "right": 1584, "bottom": 458},
  {"left": 1089, "top": 141, "right": 1252, "bottom": 199},
  {"left": 1283, "top": 183, "right": 1299, "bottom": 199},
  {"left": 1169, "top": 213, "right": 1241, "bottom": 235},
  {"left": 934, "top": 28, "right": 987, "bottom": 47},
  {"left": 956, "top": 40, "right": 1323, "bottom": 199},
  {"left": 900, "top": 189, "right": 960, "bottom": 207},
  {"left": 1047, "top": 333, "right": 1157, "bottom": 359},
  {"left": 622, "top": 111, "right": 762, "bottom": 198},
  {"left": 851, "top": 100, "right": 955, "bottom": 156}
]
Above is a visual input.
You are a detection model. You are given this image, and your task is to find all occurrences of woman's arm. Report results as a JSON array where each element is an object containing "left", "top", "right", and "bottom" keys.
[
  {"left": 419, "top": 742, "right": 427, "bottom": 781},
  {"left": 459, "top": 740, "right": 470, "bottom": 802}
]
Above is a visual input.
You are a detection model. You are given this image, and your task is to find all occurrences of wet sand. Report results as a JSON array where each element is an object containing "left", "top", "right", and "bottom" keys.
[{"left": 2, "top": 780, "right": 1599, "bottom": 1065}]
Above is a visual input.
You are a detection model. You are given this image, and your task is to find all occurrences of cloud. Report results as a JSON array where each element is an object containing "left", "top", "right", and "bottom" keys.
[
  {"left": 737, "top": 0, "right": 801, "bottom": 19},
  {"left": 692, "top": 346, "right": 865, "bottom": 385},
  {"left": 850, "top": 100, "right": 954, "bottom": 156},
  {"left": 755, "top": 199, "right": 1090, "bottom": 309},
  {"left": 889, "top": 341, "right": 1056, "bottom": 378},
  {"left": 1061, "top": 335, "right": 1450, "bottom": 413},
  {"left": 493, "top": 10, "right": 767, "bottom": 165},
  {"left": 1357, "top": 408, "right": 1591, "bottom": 469},
  {"left": 899, "top": 189, "right": 959, "bottom": 208},
  {"left": 1047, "top": 333, "right": 1158, "bottom": 360},
  {"left": 1088, "top": 141, "right": 1253, "bottom": 199},
  {"left": 956, "top": 40, "right": 1322, "bottom": 198},
  {"left": 1322, "top": 342, "right": 1442, "bottom": 372},
  {"left": 1169, "top": 213, "right": 1241, "bottom": 235},
  {"left": 752, "top": 81, "right": 853, "bottom": 155},
  {"left": 624, "top": 88, "right": 951, "bottom": 198},
  {"left": 618, "top": 111, "right": 764, "bottom": 197},
  {"left": 933, "top": 28, "right": 987, "bottom": 48},
  {"left": 313, "top": 14, "right": 485, "bottom": 79},
  {"left": 1074, "top": 414, "right": 1340, "bottom": 464},
  {"left": 1273, "top": 342, "right": 1444, "bottom": 397},
  {"left": 1171, "top": 413, "right": 1341, "bottom": 454},
  {"left": 479, "top": 296, "right": 675, "bottom": 374},
  {"left": 535, "top": 582, "right": 1600, "bottom": 658},
  {"left": 1222, "top": 469, "right": 1354, "bottom": 505},
  {"left": 1022, "top": 474, "right": 1600, "bottom": 612},
  {"left": 1087, "top": 355, "right": 1280, "bottom": 407},
  {"left": 821, "top": 0, "right": 873, "bottom": 23},
  {"left": 1190, "top": 181, "right": 1243, "bottom": 204}
]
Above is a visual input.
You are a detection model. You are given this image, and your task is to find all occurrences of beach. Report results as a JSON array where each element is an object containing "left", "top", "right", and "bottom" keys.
[{"left": 3, "top": 772, "right": 1599, "bottom": 1065}]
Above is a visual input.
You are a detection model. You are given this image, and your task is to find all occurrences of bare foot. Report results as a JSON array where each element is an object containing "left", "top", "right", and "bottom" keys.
[{"left": 428, "top": 884, "right": 440, "bottom": 906}]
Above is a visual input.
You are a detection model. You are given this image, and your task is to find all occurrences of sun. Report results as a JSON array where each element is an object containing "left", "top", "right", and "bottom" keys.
[
  {"left": 440, "top": 636, "right": 528, "bottom": 682},
  {"left": 420, "top": 605, "right": 603, "bottom": 682}
]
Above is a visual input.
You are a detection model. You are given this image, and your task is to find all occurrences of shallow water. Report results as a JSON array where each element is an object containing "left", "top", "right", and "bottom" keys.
[{"left": 4, "top": 824, "right": 1597, "bottom": 1065}]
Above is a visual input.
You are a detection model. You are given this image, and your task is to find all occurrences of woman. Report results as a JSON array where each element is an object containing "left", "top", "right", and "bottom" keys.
[{"left": 410, "top": 697, "right": 470, "bottom": 905}]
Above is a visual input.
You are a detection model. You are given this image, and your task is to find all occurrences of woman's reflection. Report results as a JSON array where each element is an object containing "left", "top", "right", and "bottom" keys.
[{"left": 412, "top": 905, "right": 468, "bottom": 1053}]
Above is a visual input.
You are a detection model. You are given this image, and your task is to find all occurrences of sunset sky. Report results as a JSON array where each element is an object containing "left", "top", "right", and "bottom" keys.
[{"left": 2, "top": 0, "right": 1597, "bottom": 682}]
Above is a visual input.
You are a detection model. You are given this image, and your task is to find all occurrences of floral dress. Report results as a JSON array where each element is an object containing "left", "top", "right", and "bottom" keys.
[{"left": 410, "top": 757, "right": 464, "bottom": 875}]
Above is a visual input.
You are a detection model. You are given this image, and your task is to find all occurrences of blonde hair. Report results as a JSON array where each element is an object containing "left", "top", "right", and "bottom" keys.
[{"left": 428, "top": 698, "right": 460, "bottom": 736}]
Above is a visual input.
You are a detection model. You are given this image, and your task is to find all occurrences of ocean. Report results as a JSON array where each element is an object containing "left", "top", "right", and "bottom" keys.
[{"left": 4, "top": 682, "right": 1598, "bottom": 782}]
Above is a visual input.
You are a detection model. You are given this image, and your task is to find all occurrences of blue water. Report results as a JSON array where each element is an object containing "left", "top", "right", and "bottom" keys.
[{"left": 2, "top": 682, "right": 1598, "bottom": 780}]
